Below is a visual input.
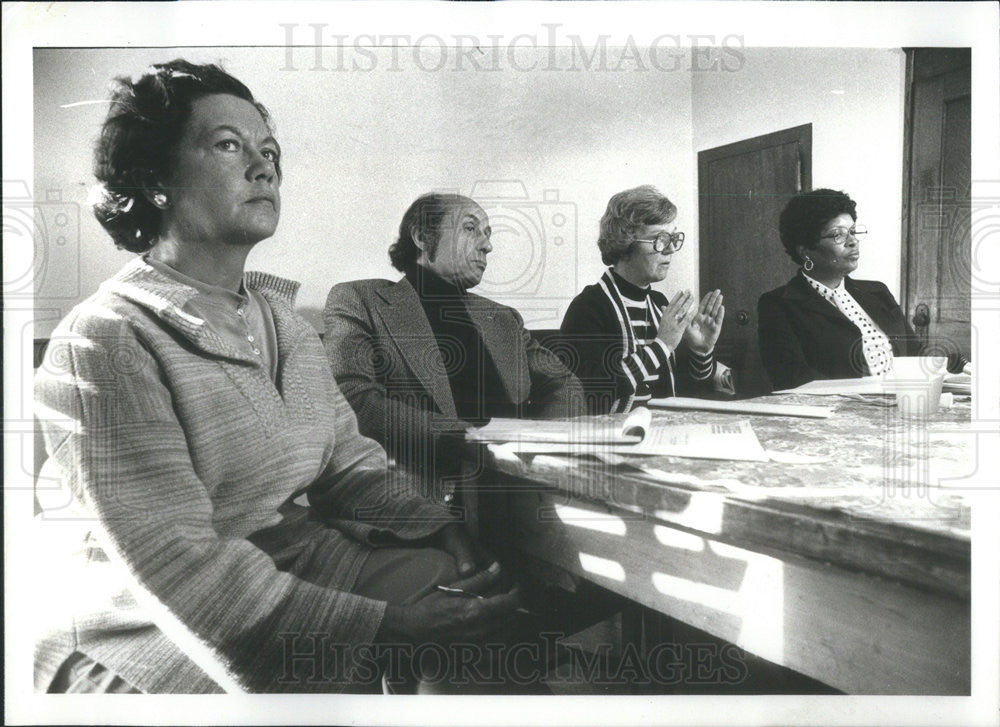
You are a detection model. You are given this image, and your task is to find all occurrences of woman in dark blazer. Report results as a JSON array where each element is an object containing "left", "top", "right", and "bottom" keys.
[{"left": 758, "top": 189, "right": 926, "bottom": 392}]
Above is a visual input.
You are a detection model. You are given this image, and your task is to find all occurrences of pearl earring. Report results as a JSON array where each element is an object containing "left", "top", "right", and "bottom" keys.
[{"left": 153, "top": 193, "right": 168, "bottom": 208}]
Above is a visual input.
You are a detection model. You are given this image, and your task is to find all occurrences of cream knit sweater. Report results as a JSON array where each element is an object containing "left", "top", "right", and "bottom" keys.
[{"left": 33, "top": 258, "right": 454, "bottom": 693}]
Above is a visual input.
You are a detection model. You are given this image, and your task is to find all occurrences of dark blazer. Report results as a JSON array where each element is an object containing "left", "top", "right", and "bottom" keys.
[
  {"left": 757, "top": 273, "right": 921, "bottom": 391},
  {"left": 324, "top": 277, "right": 584, "bottom": 468}
]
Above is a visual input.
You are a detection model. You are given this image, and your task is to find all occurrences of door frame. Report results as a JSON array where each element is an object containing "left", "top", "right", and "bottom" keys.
[{"left": 899, "top": 47, "right": 972, "bottom": 327}]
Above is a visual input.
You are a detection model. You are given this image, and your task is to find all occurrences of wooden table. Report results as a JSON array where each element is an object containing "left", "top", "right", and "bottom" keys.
[{"left": 475, "top": 394, "right": 972, "bottom": 695}]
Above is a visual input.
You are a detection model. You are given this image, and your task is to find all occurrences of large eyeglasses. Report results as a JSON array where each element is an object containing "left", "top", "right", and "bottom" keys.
[
  {"left": 819, "top": 224, "right": 867, "bottom": 245},
  {"left": 635, "top": 231, "right": 685, "bottom": 253}
]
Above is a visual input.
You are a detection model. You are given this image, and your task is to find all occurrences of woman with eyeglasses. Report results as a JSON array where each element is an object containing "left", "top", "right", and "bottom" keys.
[
  {"left": 559, "top": 185, "right": 727, "bottom": 413},
  {"left": 757, "top": 188, "right": 925, "bottom": 391}
]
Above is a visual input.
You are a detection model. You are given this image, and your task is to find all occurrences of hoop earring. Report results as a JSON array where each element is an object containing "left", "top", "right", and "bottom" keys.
[
  {"left": 803, "top": 257, "right": 814, "bottom": 272},
  {"left": 152, "top": 193, "right": 169, "bottom": 209}
]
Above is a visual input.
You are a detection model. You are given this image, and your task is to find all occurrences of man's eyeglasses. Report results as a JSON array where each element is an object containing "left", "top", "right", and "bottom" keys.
[
  {"left": 635, "top": 231, "right": 685, "bottom": 254},
  {"left": 819, "top": 224, "right": 867, "bottom": 246}
]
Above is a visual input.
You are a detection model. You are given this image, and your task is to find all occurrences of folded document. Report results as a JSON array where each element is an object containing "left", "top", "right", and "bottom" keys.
[
  {"left": 648, "top": 396, "right": 832, "bottom": 419},
  {"left": 943, "top": 373, "right": 971, "bottom": 395},
  {"left": 774, "top": 377, "right": 886, "bottom": 395},
  {"left": 468, "top": 408, "right": 768, "bottom": 461}
]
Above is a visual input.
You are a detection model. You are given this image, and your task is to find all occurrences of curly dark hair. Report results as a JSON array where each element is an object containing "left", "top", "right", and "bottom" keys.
[
  {"left": 597, "top": 185, "right": 677, "bottom": 266},
  {"left": 778, "top": 189, "right": 858, "bottom": 264},
  {"left": 388, "top": 193, "right": 469, "bottom": 272},
  {"left": 92, "top": 59, "right": 275, "bottom": 253}
]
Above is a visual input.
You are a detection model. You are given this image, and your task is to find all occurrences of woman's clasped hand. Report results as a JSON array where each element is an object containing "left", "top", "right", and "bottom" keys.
[{"left": 377, "top": 561, "right": 521, "bottom": 647}]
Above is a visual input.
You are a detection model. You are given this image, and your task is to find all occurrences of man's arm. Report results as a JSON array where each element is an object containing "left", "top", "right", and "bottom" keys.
[
  {"left": 519, "top": 318, "right": 586, "bottom": 419},
  {"left": 323, "top": 283, "right": 471, "bottom": 462},
  {"left": 306, "top": 369, "right": 458, "bottom": 540}
]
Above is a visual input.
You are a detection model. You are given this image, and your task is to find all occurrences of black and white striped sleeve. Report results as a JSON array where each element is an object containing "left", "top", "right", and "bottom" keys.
[
  {"left": 687, "top": 348, "right": 715, "bottom": 381},
  {"left": 622, "top": 338, "right": 672, "bottom": 391}
]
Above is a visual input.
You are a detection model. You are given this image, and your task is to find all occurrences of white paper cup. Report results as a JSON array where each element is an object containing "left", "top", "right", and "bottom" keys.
[{"left": 893, "top": 373, "right": 945, "bottom": 418}]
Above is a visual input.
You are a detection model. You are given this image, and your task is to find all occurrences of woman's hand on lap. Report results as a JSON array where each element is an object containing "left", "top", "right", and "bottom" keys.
[
  {"left": 436, "top": 522, "right": 487, "bottom": 577},
  {"left": 375, "top": 565, "right": 519, "bottom": 645}
]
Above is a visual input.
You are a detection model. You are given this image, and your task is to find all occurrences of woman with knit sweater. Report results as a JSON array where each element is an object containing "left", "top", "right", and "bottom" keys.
[{"left": 33, "top": 60, "right": 520, "bottom": 694}]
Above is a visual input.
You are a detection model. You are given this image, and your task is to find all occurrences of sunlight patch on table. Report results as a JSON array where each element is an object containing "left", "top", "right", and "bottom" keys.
[
  {"left": 652, "top": 525, "right": 705, "bottom": 552},
  {"left": 578, "top": 553, "right": 626, "bottom": 582},
  {"left": 652, "top": 543, "right": 785, "bottom": 663},
  {"left": 655, "top": 491, "right": 724, "bottom": 535},
  {"left": 555, "top": 503, "right": 627, "bottom": 536}
]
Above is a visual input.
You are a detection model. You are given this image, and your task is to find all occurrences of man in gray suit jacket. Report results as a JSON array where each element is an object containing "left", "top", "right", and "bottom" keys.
[{"left": 324, "top": 193, "right": 584, "bottom": 484}]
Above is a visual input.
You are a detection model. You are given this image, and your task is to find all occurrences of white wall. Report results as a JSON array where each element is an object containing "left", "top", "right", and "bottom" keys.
[
  {"left": 691, "top": 47, "right": 907, "bottom": 295},
  {"left": 33, "top": 47, "right": 906, "bottom": 338},
  {"left": 33, "top": 46, "right": 695, "bottom": 336}
]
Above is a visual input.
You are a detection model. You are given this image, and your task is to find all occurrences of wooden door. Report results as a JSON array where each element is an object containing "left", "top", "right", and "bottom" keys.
[
  {"left": 902, "top": 49, "right": 972, "bottom": 360},
  {"left": 698, "top": 125, "right": 811, "bottom": 396}
]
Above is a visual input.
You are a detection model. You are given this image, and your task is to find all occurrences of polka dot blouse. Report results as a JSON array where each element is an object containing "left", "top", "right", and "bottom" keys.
[{"left": 802, "top": 272, "right": 894, "bottom": 376}]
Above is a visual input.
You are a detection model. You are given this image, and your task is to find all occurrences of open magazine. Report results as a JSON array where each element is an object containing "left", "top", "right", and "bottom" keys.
[{"left": 467, "top": 407, "right": 769, "bottom": 461}]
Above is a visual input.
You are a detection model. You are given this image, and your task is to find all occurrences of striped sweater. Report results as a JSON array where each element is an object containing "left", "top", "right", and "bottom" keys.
[
  {"left": 560, "top": 269, "right": 715, "bottom": 413},
  {"left": 33, "top": 257, "right": 454, "bottom": 693}
]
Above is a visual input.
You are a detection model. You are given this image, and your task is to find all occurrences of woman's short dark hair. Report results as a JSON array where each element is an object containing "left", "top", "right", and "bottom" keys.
[
  {"left": 92, "top": 59, "right": 274, "bottom": 253},
  {"left": 388, "top": 193, "right": 468, "bottom": 272},
  {"left": 597, "top": 185, "right": 677, "bottom": 266},
  {"left": 778, "top": 188, "right": 858, "bottom": 264}
]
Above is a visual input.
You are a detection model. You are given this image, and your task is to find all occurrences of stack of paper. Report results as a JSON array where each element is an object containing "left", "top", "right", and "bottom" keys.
[
  {"left": 467, "top": 413, "right": 642, "bottom": 446},
  {"left": 774, "top": 377, "right": 886, "bottom": 395},
  {"left": 648, "top": 396, "right": 832, "bottom": 419},
  {"left": 779, "top": 371, "right": 972, "bottom": 398},
  {"left": 468, "top": 408, "right": 768, "bottom": 462},
  {"left": 943, "top": 373, "right": 971, "bottom": 395}
]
